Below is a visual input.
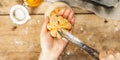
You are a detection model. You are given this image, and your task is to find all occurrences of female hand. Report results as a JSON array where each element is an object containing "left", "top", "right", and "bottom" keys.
[{"left": 39, "top": 8, "right": 75, "bottom": 60}]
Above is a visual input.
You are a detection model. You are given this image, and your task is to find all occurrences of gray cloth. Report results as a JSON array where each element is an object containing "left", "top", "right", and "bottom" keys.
[
  {"left": 45, "top": 0, "right": 120, "bottom": 20},
  {"left": 90, "top": 0, "right": 118, "bottom": 7}
]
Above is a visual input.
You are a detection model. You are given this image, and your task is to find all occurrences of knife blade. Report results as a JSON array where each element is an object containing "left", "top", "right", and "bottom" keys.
[{"left": 57, "top": 29, "right": 99, "bottom": 60}]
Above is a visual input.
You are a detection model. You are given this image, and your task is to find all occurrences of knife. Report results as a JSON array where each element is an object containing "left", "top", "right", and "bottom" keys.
[{"left": 57, "top": 29, "right": 99, "bottom": 60}]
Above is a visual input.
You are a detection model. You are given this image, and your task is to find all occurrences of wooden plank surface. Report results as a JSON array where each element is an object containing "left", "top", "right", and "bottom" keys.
[
  {"left": 0, "top": 0, "right": 120, "bottom": 60},
  {"left": 0, "top": 15, "right": 43, "bottom": 52},
  {"left": 0, "top": 14, "right": 120, "bottom": 60},
  {"left": 0, "top": 52, "right": 39, "bottom": 60},
  {"left": 0, "top": 0, "right": 91, "bottom": 14}
]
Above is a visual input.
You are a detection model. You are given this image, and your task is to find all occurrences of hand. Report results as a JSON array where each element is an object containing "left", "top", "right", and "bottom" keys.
[
  {"left": 39, "top": 8, "right": 75, "bottom": 60},
  {"left": 99, "top": 50, "right": 120, "bottom": 60}
]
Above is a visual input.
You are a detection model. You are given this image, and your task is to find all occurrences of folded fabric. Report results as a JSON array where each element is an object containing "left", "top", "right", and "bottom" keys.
[{"left": 45, "top": 0, "right": 120, "bottom": 20}]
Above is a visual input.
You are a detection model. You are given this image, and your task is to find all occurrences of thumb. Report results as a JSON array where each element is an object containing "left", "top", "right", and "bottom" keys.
[{"left": 41, "top": 16, "right": 49, "bottom": 34}]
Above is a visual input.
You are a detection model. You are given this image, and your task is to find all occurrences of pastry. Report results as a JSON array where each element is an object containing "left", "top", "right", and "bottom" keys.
[{"left": 45, "top": 2, "right": 72, "bottom": 38}]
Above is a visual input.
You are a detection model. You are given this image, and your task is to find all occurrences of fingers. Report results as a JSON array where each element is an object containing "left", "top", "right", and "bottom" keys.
[
  {"left": 68, "top": 10, "right": 74, "bottom": 21},
  {"left": 41, "top": 17, "right": 49, "bottom": 34},
  {"left": 70, "top": 18, "right": 75, "bottom": 26},
  {"left": 58, "top": 8, "right": 74, "bottom": 20},
  {"left": 58, "top": 8, "right": 75, "bottom": 26},
  {"left": 58, "top": 8, "right": 66, "bottom": 16},
  {"left": 62, "top": 8, "right": 71, "bottom": 19}
]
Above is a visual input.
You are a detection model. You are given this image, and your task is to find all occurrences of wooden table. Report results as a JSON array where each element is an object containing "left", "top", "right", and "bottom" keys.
[{"left": 0, "top": 0, "right": 120, "bottom": 60}]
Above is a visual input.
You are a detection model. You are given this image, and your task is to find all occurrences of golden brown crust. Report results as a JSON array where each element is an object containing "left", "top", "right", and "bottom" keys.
[{"left": 47, "top": 8, "right": 72, "bottom": 38}]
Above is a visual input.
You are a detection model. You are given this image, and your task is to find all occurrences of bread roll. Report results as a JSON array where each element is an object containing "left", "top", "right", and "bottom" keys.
[{"left": 45, "top": 2, "right": 72, "bottom": 38}]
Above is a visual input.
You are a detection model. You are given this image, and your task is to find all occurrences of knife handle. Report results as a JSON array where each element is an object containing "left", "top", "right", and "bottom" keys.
[{"left": 80, "top": 44, "right": 99, "bottom": 60}]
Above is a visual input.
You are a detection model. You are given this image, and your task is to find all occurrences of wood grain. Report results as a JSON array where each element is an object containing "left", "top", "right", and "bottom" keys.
[
  {"left": 0, "top": 0, "right": 91, "bottom": 15},
  {"left": 0, "top": 14, "right": 120, "bottom": 60},
  {"left": 0, "top": 0, "right": 120, "bottom": 60}
]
